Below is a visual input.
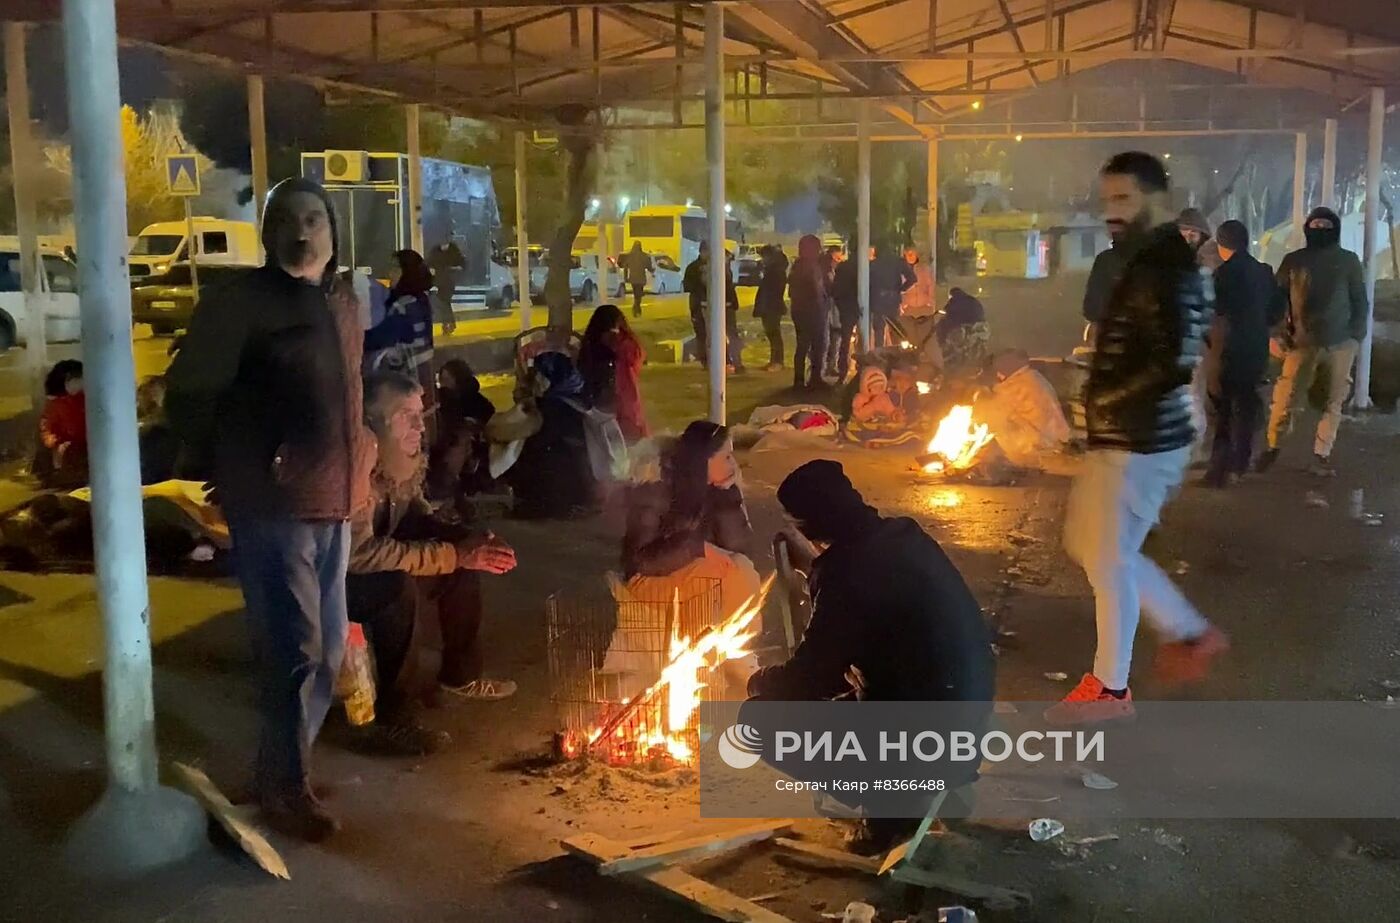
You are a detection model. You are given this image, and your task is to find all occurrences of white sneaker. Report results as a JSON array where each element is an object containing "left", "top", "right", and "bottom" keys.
[{"left": 440, "top": 678, "right": 518, "bottom": 701}]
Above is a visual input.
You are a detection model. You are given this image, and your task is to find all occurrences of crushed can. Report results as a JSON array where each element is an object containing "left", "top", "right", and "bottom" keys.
[{"left": 338, "top": 622, "right": 377, "bottom": 727}]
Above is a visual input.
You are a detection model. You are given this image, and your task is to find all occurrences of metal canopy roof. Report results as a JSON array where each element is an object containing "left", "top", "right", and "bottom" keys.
[{"left": 9, "top": 1, "right": 1400, "bottom": 136}]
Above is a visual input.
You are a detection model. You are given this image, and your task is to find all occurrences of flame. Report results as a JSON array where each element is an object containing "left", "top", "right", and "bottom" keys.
[
  {"left": 915, "top": 381, "right": 932, "bottom": 395},
  {"left": 922, "top": 404, "right": 993, "bottom": 474},
  {"left": 574, "top": 579, "right": 769, "bottom": 766}
]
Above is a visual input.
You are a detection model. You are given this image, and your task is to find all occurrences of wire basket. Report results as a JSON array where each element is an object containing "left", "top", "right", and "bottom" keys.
[{"left": 546, "top": 575, "right": 722, "bottom": 764}]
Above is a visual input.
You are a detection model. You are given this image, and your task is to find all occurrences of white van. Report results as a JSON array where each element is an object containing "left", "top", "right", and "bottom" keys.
[
  {"left": 0, "top": 243, "right": 82, "bottom": 348},
  {"left": 128, "top": 218, "right": 260, "bottom": 281}
]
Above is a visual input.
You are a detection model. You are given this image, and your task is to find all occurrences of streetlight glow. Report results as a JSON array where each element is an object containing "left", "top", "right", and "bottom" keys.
[
  {"left": 971, "top": 100, "right": 982, "bottom": 110},
  {"left": 618, "top": 195, "right": 630, "bottom": 211},
  {"left": 724, "top": 202, "right": 733, "bottom": 214},
  {"left": 590, "top": 198, "right": 601, "bottom": 209}
]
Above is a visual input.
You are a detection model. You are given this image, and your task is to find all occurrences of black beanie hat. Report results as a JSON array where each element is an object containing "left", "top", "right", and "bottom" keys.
[{"left": 778, "top": 459, "right": 876, "bottom": 542}]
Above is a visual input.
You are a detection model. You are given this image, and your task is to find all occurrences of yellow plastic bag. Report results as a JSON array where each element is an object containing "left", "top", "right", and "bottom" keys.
[{"left": 338, "top": 622, "right": 376, "bottom": 726}]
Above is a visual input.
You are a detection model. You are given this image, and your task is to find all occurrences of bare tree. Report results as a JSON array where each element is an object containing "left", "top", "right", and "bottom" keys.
[{"left": 543, "top": 105, "right": 598, "bottom": 333}]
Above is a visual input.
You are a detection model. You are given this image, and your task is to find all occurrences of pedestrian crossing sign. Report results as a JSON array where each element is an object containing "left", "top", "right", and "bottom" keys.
[{"left": 165, "top": 155, "right": 201, "bottom": 196}]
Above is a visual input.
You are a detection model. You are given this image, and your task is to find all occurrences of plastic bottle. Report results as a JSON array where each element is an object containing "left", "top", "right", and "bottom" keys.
[
  {"left": 339, "top": 622, "right": 377, "bottom": 726},
  {"left": 938, "top": 908, "right": 978, "bottom": 923},
  {"left": 1028, "top": 817, "right": 1065, "bottom": 842}
]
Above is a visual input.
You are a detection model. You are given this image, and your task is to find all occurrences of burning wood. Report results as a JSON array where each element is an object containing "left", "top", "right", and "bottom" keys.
[
  {"left": 917, "top": 404, "right": 994, "bottom": 474},
  {"left": 568, "top": 576, "right": 774, "bottom": 766}
]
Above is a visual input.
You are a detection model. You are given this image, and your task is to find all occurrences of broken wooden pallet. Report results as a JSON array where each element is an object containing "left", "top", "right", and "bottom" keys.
[
  {"left": 773, "top": 836, "right": 1030, "bottom": 911},
  {"left": 171, "top": 761, "right": 289, "bottom": 880},
  {"left": 563, "top": 823, "right": 797, "bottom": 923}
]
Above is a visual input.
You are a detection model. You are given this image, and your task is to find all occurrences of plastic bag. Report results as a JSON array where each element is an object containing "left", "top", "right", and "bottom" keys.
[{"left": 338, "top": 622, "right": 377, "bottom": 727}]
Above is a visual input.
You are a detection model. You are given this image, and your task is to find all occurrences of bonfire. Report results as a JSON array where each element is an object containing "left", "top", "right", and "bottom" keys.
[
  {"left": 559, "top": 577, "right": 773, "bottom": 767},
  {"left": 919, "top": 404, "right": 994, "bottom": 475}
]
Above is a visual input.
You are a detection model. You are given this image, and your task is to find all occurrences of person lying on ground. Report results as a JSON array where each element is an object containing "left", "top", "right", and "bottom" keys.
[
  {"left": 36, "top": 359, "right": 87, "bottom": 490},
  {"left": 348, "top": 372, "right": 518, "bottom": 757},
  {"left": 427, "top": 359, "right": 496, "bottom": 505},
  {"left": 622, "top": 421, "right": 759, "bottom": 619},
  {"left": 975, "top": 349, "right": 1071, "bottom": 470}
]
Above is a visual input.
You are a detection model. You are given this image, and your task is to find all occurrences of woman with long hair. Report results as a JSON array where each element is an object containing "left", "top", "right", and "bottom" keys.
[
  {"left": 578, "top": 303, "right": 649, "bottom": 441},
  {"left": 622, "top": 420, "right": 757, "bottom": 617}
]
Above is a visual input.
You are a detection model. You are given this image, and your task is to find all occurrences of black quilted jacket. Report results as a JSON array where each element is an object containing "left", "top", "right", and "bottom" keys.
[{"left": 1085, "top": 223, "right": 1211, "bottom": 454}]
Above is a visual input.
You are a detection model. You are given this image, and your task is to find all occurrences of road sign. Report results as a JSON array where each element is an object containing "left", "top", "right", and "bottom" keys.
[{"left": 165, "top": 154, "right": 200, "bottom": 197}]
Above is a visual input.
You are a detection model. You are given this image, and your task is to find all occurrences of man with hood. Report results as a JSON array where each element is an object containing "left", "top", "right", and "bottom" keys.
[
  {"left": 682, "top": 241, "right": 742, "bottom": 370},
  {"left": 1177, "top": 207, "right": 1220, "bottom": 271},
  {"left": 753, "top": 244, "right": 789, "bottom": 371},
  {"left": 1258, "top": 205, "right": 1368, "bottom": 475},
  {"left": 786, "top": 235, "right": 829, "bottom": 389},
  {"left": 167, "top": 177, "right": 372, "bottom": 842},
  {"left": 746, "top": 460, "right": 995, "bottom": 849},
  {"left": 1049, "top": 153, "right": 1227, "bottom": 726},
  {"left": 621, "top": 241, "right": 652, "bottom": 318},
  {"left": 1176, "top": 207, "right": 1218, "bottom": 464}
]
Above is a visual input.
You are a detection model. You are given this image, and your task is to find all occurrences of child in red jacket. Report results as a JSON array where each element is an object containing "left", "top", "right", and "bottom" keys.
[{"left": 37, "top": 359, "right": 87, "bottom": 487}]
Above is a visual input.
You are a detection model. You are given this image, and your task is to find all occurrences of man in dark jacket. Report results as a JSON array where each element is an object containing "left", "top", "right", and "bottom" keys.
[
  {"left": 753, "top": 245, "right": 789, "bottom": 371},
  {"left": 1082, "top": 242, "right": 1127, "bottom": 328},
  {"left": 167, "top": 177, "right": 373, "bottom": 841},
  {"left": 1049, "top": 152, "right": 1228, "bottom": 727},
  {"left": 682, "top": 242, "right": 742, "bottom": 369},
  {"left": 825, "top": 254, "right": 860, "bottom": 381},
  {"left": 869, "top": 242, "right": 917, "bottom": 347},
  {"left": 348, "top": 373, "right": 517, "bottom": 756},
  {"left": 749, "top": 460, "right": 994, "bottom": 704},
  {"left": 1259, "top": 205, "right": 1369, "bottom": 475},
  {"left": 1204, "top": 220, "right": 1280, "bottom": 486}
]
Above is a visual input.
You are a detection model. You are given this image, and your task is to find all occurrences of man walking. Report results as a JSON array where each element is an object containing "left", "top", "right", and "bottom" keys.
[
  {"left": 1204, "top": 220, "right": 1280, "bottom": 487},
  {"left": 426, "top": 238, "right": 465, "bottom": 335},
  {"left": 1257, "top": 206, "right": 1369, "bottom": 476},
  {"left": 168, "top": 178, "right": 371, "bottom": 840},
  {"left": 621, "top": 241, "right": 651, "bottom": 318},
  {"left": 1048, "top": 152, "right": 1228, "bottom": 726}
]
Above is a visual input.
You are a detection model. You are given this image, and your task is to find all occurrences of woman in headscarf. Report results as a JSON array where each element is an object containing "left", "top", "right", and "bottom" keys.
[
  {"left": 365, "top": 249, "right": 438, "bottom": 435},
  {"left": 505, "top": 352, "right": 597, "bottom": 519},
  {"left": 578, "top": 303, "right": 649, "bottom": 442},
  {"left": 787, "top": 234, "right": 831, "bottom": 390},
  {"left": 427, "top": 359, "right": 497, "bottom": 503},
  {"left": 622, "top": 420, "right": 759, "bottom": 620}
]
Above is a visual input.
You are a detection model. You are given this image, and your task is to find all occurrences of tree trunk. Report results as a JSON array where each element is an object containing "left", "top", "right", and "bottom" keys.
[{"left": 545, "top": 114, "right": 596, "bottom": 335}]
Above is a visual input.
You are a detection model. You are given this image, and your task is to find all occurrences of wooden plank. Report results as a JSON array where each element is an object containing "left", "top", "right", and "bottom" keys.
[
  {"left": 171, "top": 762, "right": 289, "bottom": 880},
  {"left": 878, "top": 787, "right": 949, "bottom": 875},
  {"left": 889, "top": 865, "right": 1031, "bottom": 910},
  {"left": 773, "top": 837, "right": 881, "bottom": 874},
  {"left": 599, "top": 821, "right": 793, "bottom": 876},
  {"left": 563, "top": 832, "right": 796, "bottom": 923}
]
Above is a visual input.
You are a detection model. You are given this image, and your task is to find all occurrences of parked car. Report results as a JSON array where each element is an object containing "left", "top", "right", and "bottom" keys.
[
  {"left": 529, "top": 253, "right": 599, "bottom": 304},
  {"left": 734, "top": 253, "right": 763, "bottom": 287},
  {"left": 130, "top": 263, "right": 252, "bottom": 335},
  {"left": 0, "top": 245, "right": 82, "bottom": 348}
]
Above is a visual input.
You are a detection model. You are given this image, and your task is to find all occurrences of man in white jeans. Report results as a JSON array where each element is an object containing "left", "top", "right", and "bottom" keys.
[
  {"left": 1257, "top": 206, "right": 1369, "bottom": 476},
  {"left": 1047, "top": 153, "right": 1229, "bottom": 726}
]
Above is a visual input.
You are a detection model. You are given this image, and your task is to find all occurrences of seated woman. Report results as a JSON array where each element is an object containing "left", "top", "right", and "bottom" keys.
[
  {"left": 622, "top": 420, "right": 759, "bottom": 620},
  {"left": 35, "top": 360, "right": 88, "bottom": 489},
  {"left": 427, "top": 359, "right": 497, "bottom": 504},
  {"left": 504, "top": 352, "right": 597, "bottom": 519},
  {"left": 844, "top": 366, "right": 920, "bottom": 448},
  {"left": 578, "top": 304, "right": 649, "bottom": 442},
  {"left": 136, "top": 375, "right": 181, "bottom": 485}
]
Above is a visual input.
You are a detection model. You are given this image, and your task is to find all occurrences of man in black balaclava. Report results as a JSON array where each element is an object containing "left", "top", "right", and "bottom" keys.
[
  {"left": 750, "top": 460, "right": 994, "bottom": 704},
  {"left": 1258, "top": 205, "right": 1368, "bottom": 475},
  {"left": 168, "top": 177, "right": 371, "bottom": 842}
]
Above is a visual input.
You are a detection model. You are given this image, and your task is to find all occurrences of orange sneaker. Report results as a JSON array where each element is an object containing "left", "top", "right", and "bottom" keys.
[
  {"left": 1155, "top": 625, "right": 1230, "bottom": 687},
  {"left": 1043, "top": 674, "right": 1136, "bottom": 726}
]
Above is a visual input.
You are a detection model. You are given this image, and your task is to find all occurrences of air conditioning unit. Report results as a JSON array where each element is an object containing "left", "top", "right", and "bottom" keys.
[{"left": 323, "top": 150, "right": 370, "bottom": 183}]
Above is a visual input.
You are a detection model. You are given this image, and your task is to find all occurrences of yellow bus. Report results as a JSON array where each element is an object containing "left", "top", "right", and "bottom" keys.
[{"left": 623, "top": 204, "right": 739, "bottom": 270}]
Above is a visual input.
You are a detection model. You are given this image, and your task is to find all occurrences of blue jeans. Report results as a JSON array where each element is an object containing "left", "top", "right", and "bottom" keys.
[
  {"left": 1063, "top": 448, "right": 1209, "bottom": 689},
  {"left": 229, "top": 517, "right": 350, "bottom": 796}
]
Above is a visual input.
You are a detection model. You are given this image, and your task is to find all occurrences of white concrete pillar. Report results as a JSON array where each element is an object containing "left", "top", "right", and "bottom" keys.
[
  {"left": 1356, "top": 87, "right": 1385, "bottom": 410},
  {"left": 704, "top": 1, "right": 726, "bottom": 423},
  {"left": 59, "top": 0, "right": 202, "bottom": 877},
  {"left": 1289, "top": 131, "right": 1307, "bottom": 249},
  {"left": 405, "top": 102, "right": 424, "bottom": 254},
  {"left": 926, "top": 135, "right": 939, "bottom": 309},
  {"left": 247, "top": 74, "right": 268, "bottom": 228},
  {"left": 4, "top": 23, "right": 47, "bottom": 412},
  {"left": 596, "top": 219, "right": 611, "bottom": 305},
  {"left": 857, "top": 101, "right": 872, "bottom": 349},
  {"left": 514, "top": 130, "right": 531, "bottom": 328},
  {"left": 1320, "top": 117, "right": 1337, "bottom": 209}
]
